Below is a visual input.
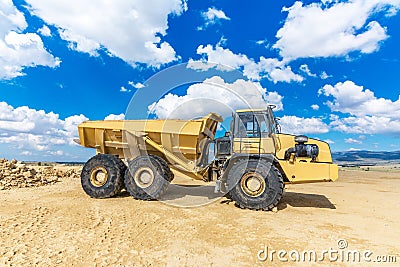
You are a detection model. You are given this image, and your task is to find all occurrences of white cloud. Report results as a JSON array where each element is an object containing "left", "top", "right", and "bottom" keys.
[
  {"left": 63, "top": 114, "right": 88, "bottom": 138},
  {"left": 258, "top": 57, "right": 304, "bottom": 84},
  {"left": 300, "top": 64, "right": 317, "bottom": 77},
  {"left": 330, "top": 115, "right": 400, "bottom": 134},
  {"left": 196, "top": 44, "right": 250, "bottom": 71},
  {"left": 321, "top": 80, "right": 400, "bottom": 134},
  {"left": 279, "top": 115, "right": 329, "bottom": 135},
  {"left": 37, "top": 25, "right": 51, "bottom": 37},
  {"left": 0, "top": 101, "right": 88, "bottom": 152},
  {"left": 324, "top": 139, "right": 335, "bottom": 144},
  {"left": 348, "top": 148, "right": 361, "bottom": 151},
  {"left": 182, "top": 0, "right": 188, "bottom": 12},
  {"left": 216, "top": 36, "right": 228, "bottom": 47},
  {"left": 120, "top": 86, "right": 131, "bottom": 93},
  {"left": 329, "top": 114, "right": 339, "bottom": 121},
  {"left": 58, "top": 29, "right": 100, "bottom": 56},
  {"left": 187, "top": 59, "right": 217, "bottom": 71},
  {"left": 320, "top": 71, "right": 331, "bottom": 80},
  {"left": 0, "top": 0, "right": 27, "bottom": 31},
  {"left": 345, "top": 138, "right": 362, "bottom": 144},
  {"left": 198, "top": 7, "right": 230, "bottom": 30},
  {"left": 25, "top": 0, "right": 186, "bottom": 67},
  {"left": 203, "top": 7, "right": 230, "bottom": 21},
  {"left": 104, "top": 113, "right": 125, "bottom": 120},
  {"left": 319, "top": 81, "right": 400, "bottom": 118},
  {"left": 21, "top": 151, "right": 32, "bottom": 156},
  {"left": 255, "top": 39, "right": 268, "bottom": 45},
  {"left": 148, "top": 76, "right": 283, "bottom": 119},
  {"left": 0, "top": 0, "right": 60, "bottom": 79},
  {"left": 311, "top": 104, "right": 320, "bottom": 110},
  {"left": 274, "top": 0, "right": 400, "bottom": 61},
  {"left": 128, "top": 81, "right": 145, "bottom": 89},
  {"left": 191, "top": 44, "right": 304, "bottom": 83},
  {"left": 255, "top": 39, "right": 271, "bottom": 50}
]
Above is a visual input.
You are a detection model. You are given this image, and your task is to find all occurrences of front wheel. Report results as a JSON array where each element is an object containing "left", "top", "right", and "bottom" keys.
[{"left": 227, "top": 159, "right": 283, "bottom": 210}]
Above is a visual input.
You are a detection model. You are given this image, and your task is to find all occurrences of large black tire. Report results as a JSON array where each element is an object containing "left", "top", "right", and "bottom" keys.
[
  {"left": 148, "top": 154, "right": 174, "bottom": 182},
  {"left": 227, "top": 159, "right": 283, "bottom": 211},
  {"left": 224, "top": 191, "right": 233, "bottom": 200},
  {"left": 124, "top": 155, "right": 170, "bottom": 200},
  {"left": 81, "top": 154, "right": 126, "bottom": 198}
]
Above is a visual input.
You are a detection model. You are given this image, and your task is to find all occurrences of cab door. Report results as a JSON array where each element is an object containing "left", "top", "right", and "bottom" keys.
[{"left": 232, "top": 112, "right": 276, "bottom": 155}]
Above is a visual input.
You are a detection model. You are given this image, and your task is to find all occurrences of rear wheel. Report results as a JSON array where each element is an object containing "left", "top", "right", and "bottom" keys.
[
  {"left": 227, "top": 159, "right": 283, "bottom": 210},
  {"left": 81, "top": 154, "right": 126, "bottom": 198},
  {"left": 148, "top": 154, "right": 174, "bottom": 182},
  {"left": 124, "top": 155, "right": 170, "bottom": 200}
]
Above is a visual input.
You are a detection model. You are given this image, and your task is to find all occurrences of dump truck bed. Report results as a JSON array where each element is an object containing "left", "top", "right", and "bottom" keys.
[{"left": 77, "top": 113, "right": 222, "bottom": 170}]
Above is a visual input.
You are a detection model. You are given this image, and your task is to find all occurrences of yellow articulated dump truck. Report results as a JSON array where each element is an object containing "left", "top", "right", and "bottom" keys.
[{"left": 77, "top": 106, "right": 338, "bottom": 210}]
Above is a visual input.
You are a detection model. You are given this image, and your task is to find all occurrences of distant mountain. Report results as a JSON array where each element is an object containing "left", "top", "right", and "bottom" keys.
[{"left": 332, "top": 150, "right": 400, "bottom": 166}]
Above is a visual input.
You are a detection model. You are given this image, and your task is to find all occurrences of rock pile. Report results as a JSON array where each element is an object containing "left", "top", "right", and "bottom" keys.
[{"left": 0, "top": 159, "right": 81, "bottom": 190}]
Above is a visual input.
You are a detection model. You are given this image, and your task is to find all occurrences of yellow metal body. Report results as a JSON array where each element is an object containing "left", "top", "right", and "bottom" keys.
[
  {"left": 232, "top": 137, "right": 276, "bottom": 154},
  {"left": 230, "top": 132, "right": 338, "bottom": 183},
  {"left": 78, "top": 113, "right": 222, "bottom": 180},
  {"left": 276, "top": 134, "right": 338, "bottom": 183},
  {"left": 232, "top": 109, "right": 337, "bottom": 183}
]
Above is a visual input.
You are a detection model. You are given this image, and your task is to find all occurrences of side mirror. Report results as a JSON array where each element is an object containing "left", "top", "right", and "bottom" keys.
[{"left": 274, "top": 118, "right": 281, "bottom": 134}]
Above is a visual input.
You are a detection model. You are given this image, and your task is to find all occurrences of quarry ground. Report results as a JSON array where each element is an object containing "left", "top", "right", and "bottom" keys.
[{"left": 0, "top": 166, "right": 399, "bottom": 266}]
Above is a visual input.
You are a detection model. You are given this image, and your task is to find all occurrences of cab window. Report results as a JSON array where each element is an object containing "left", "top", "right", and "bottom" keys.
[{"left": 234, "top": 112, "right": 270, "bottom": 138}]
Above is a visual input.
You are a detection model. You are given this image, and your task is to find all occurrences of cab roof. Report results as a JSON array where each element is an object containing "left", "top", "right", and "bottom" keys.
[{"left": 236, "top": 108, "right": 268, "bottom": 113}]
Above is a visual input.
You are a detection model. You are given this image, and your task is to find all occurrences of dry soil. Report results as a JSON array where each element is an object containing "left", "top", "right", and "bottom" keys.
[{"left": 0, "top": 166, "right": 399, "bottom": 266}]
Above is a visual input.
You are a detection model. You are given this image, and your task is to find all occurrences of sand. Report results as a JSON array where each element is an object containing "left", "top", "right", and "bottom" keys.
[{"left": 0, "top": 167, "right": 399, "bottom": 266}]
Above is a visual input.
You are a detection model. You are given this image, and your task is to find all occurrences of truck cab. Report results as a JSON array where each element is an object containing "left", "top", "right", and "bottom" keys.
[
  {"left": 231, "top": 107, "right": 279, "bottom": 155},
  {"left": 214, "top": 106, "right": 338, "bottom": 184}
]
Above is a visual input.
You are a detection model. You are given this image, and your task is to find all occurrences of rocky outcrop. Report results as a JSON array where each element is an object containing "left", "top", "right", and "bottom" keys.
[{"left": 0, "top": 159, "right": 81, "bottom": 190}]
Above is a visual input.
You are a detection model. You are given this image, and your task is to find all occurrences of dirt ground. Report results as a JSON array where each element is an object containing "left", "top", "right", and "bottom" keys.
[{"left": 0, "top": 167, "right": 399, "bottom": 266}]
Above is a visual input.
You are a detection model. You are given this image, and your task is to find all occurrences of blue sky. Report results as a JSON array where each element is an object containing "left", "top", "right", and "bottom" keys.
[{"left": 1, "top": 0, "right": 400, "bottom": 161}]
